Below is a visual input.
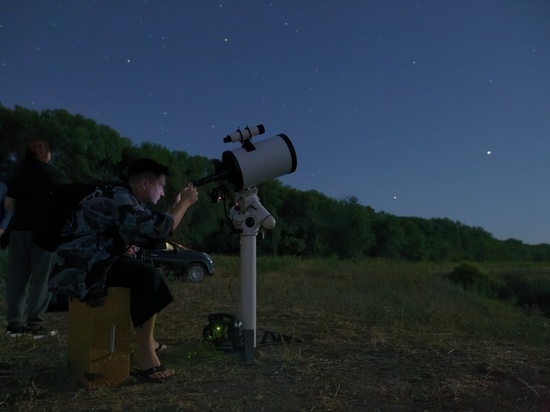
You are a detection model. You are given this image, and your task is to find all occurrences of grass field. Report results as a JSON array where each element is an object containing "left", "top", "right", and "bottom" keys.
[{"left": 1, "top": 253, "right": 549, "bottom": 411}]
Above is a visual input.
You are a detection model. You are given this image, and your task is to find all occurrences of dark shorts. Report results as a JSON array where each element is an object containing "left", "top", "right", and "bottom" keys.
[{"left": 105, "top": 256, "right": 174, "bottom": 327}]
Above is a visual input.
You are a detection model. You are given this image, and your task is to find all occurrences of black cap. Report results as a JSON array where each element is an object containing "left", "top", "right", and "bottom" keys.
[{"left": 127, "top": 158, "right": 170, "bottom": 178}]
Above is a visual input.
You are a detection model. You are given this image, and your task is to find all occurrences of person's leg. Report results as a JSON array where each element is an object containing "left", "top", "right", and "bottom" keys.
[
  {"left": 26, "top": 244, "right": 55, "bottom": 327},
  {"left": 105, "top": 256, "right": 174, "bottom": 327},
  {"left": 132, "top": 314, "right": 173, "bottom": 379},
  {"left": 104, "top": 256, "right": 174, "bottom": 379},
  {"left": 5, "top": 231, "right": 32, "bottom": 331}
]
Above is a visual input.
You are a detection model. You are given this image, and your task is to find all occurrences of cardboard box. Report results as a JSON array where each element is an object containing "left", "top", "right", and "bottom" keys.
[{"left": 68, "top": 287, "right": 132, "bottom": 389}]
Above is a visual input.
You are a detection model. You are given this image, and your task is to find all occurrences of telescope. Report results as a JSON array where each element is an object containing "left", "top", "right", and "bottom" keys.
[
  {"left": 193, "top": 124, "right": 298, "bottom": 364},
  {"left": 192, "top": 125, "right": 297, "bottom": 191}
]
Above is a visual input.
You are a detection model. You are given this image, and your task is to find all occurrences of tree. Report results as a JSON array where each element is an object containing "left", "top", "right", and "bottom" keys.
[{"left": 2, "top": 103, "right": 549, "bottom": 261}]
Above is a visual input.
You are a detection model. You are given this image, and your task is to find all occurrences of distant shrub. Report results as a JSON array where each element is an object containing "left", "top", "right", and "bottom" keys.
[
  {"left": 448, "top": 263, "right": 487, "bottom": 287},
  {"left": 447, "top": 263, "right": 503, "bottom": 299},
  {"left": 500, "top": 273, "right": 534, "bottom": 305},
  {"left": 499, "top": 272, "right": 550, "bottom": 316}
]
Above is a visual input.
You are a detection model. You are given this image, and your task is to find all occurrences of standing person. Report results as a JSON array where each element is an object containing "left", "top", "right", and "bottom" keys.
[
  {"left": 0, "top": 181, "right": 12, "bottom": 245},
  {"left": 4, "top": 138, "right": 69, "bottom": 337},
  {"left": 50, "top": 158, "right": 199, "bottom": 381}
]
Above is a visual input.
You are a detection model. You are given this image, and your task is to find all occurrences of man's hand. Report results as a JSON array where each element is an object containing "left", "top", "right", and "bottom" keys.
[
  {"left": 179, "top": 184, "right": 199, "bottom": 207},
  {"left": 171, "top": 184, "right": 199, "bottom": 231}
]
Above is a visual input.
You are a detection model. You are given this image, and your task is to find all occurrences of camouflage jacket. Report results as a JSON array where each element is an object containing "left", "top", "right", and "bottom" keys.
[{"left": 49, "top": 185, "right": 174, "bottom": 300}]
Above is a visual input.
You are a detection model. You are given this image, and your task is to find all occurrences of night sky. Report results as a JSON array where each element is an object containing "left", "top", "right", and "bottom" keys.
[{"left": 1, "top": 1, "right": 549, "bottom": 244}]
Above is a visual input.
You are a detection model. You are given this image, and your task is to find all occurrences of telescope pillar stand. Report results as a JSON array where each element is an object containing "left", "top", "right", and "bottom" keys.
[
  {"left": 229, "top": 187, "right": 276, "bottom": 364},
  {"left": 239, "top": 232, "right": 257, "bottom": 364}
]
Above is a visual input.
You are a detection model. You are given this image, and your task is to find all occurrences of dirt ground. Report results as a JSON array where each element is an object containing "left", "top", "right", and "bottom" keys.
[
  {"left": 1, "top": 269, "right": 550, "bottom": 412},
  {"left": 1, "top": 309, "right": 549, "bottom": 411}
]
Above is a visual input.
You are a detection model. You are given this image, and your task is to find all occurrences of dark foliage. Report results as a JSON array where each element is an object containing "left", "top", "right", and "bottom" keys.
[
  {"left": 447, "top": 263, "right": 503, "bottom": 298},
  {"left": 447, "top": 263, "right": 550, "bottom": 316},
  {"left": 2, "top": 103, "right": 550, "bottom": 261}
]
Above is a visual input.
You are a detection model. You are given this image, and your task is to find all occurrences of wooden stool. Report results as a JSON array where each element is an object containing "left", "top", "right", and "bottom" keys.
[{"left": 68, "top": 287, "right": 132, "bottom": 389}]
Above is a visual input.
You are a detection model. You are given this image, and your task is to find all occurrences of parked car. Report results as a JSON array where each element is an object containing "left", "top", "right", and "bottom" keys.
[{"left": 140, "top": 240, "right": 214, "bottom": 283}]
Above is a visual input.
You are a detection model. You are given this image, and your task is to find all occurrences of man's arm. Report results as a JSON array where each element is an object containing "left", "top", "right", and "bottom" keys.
[{"left": 171, "top": 185, "right": 199, "bottom": 231}]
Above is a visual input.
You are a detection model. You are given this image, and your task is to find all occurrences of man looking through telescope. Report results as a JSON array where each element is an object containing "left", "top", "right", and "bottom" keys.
[{"left": 50, "top": 158, "right": 199, "bottom": 381}]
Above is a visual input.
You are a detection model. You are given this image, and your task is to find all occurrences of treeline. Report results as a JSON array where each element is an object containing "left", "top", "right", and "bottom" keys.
[{"left": 2, "top": 104, "right": 549, "bottom": 262}]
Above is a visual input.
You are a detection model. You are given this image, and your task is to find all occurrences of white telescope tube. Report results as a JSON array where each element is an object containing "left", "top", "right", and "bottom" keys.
[{"left": 222, "top": 134, "right": 297, "bottom": 191}]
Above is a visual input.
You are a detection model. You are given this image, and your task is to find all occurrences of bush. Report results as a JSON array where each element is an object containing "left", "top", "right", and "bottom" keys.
[{"left": 447, "top": 263, "right": 503, "bottom": 298}]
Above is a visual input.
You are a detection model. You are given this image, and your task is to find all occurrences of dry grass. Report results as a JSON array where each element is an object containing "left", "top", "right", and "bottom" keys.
[{"left": 1, "top": 255, "right": 550, "bottom": 411}]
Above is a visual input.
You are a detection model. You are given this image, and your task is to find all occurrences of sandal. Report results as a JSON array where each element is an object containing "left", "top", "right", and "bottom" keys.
[
  {"left": 131, "top": 365, "right": 173, "bottom": 382},
  {"left": 155, "top": 342, "right": 168, "bottom": 352}
]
